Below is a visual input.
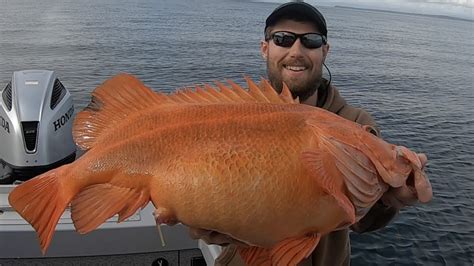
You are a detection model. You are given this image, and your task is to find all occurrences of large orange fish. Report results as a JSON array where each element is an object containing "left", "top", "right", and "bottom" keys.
[{"left": 8, "top": 73, "right": 432, "bottom": 265}]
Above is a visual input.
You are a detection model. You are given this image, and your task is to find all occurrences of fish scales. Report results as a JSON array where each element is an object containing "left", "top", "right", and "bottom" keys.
[
  {"left": 8, "top": 73, "right": 432, "bottom": 266},
  {"left": 75, "top": 110, "right": 340, "bottom": 245}
]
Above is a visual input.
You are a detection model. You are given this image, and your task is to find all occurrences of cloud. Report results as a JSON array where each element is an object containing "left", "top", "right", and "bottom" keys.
[{"left": 259, "top": 0, "right": 473, "bottom": 20}]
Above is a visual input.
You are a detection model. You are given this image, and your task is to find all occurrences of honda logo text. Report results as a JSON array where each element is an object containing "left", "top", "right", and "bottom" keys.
[{"left": 53, "top": 106, "right": 74, "bottom": 131}]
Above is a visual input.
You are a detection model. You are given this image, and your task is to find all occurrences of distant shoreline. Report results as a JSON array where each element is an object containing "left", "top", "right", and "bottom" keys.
[{"left": 334, "top": 5, "right": 473, "bottom": 22}]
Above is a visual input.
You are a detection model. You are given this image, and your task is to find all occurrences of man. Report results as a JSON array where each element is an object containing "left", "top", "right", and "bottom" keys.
[{"left": 180, "top": 2, "right": 429, "bottom": 265}]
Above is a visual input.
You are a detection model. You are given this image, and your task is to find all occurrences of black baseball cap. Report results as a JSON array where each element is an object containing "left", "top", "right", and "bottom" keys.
[{"left": 265, "top": 2, "right": 328, "bottom": 37}]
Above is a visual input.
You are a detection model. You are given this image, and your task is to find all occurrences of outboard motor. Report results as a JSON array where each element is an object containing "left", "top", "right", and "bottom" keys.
[{"left": 0, "top": 70, "right": 76, "bottom": 184}]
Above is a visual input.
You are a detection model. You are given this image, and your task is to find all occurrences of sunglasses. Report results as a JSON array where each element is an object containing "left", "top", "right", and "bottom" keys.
[{"left": 267, "top": 31, "right": 327, "bottom": 49}]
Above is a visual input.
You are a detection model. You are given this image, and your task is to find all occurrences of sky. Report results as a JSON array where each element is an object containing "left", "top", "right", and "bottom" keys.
[{"left": 261, "top": 0, "right": 474, "bottom": 20}]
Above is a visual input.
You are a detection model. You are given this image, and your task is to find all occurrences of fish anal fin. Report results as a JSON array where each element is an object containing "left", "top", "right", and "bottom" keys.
[
  {"left": 270, "top": 233, "right": 321, "bottom": 265},
  {"left": 117, "top": 190, "right": 149, "bottom": 223},
  {"left": 71, "top": 183, "right": 150, "bottom": 234},
  {"left": 237, "top": 234, "right": 321, "bottom": 266},
  {"left": 237, "top": 246, "right": 272, "bottom": 266},
  {"left": 301, "top": 149, "right": 356, "bottom": 225}
]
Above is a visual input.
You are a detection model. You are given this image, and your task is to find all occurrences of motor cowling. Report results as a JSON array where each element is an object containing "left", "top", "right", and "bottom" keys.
[{"left": 0, "top": 70, "right": 76, "bottom": 183}]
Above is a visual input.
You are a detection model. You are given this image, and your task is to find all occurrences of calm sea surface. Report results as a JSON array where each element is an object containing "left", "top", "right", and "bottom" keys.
[{"left": 0, "top": 0, "right": 473, "bottom": 265}]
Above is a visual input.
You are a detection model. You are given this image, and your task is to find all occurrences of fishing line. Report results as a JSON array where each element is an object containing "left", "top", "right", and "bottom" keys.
[
  {"left": 323, "top": 63, "right": 332, "bottom": 87},
  {"left": 157, "top": 223, "right": 166, "bottom": 247}
]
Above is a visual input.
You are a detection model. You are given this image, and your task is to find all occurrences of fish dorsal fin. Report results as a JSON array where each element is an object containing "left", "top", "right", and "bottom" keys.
[
  {"left": 73, "top": 73, "right": 168, "bottom": 150},
  {"left": 246, "top": 77, "right": 271, "bottom": 102},
  {"left": 181, "top": 87, "right": 213, "bottom": 103},
  {"left": 74, "top": 74, "right": 297, "bottom": 150},
  {"left": 214, "top": 81, "right": 246, "bottom": 103},
  {"left": 195, "top": 85, "right": 221, "bottom": 103},
  {"left": 280, "top": 82, "right": 296, "bottom": 103},
  {"left": 178, "top": 77, "right": 298, "bottom": 105},
  {"left": 203, "top": 83, "right": 234, "bottom": 103},
  {"left": 174, "top": 90, "right": 196, "bottom": 103},
  {"left": 227, "top": 79, "right": 258, "bottom": 102},
  {"left": 258, "top": 78, "right": 282, "bottom": 103}
]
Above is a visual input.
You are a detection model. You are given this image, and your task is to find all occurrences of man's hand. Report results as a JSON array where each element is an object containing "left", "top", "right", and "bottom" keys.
[
  {"left": 381, "top": 153, "right": 432, "bottom": 209},
  {"left": 188, "top": 227, "right": 249, "bottom": 247}
]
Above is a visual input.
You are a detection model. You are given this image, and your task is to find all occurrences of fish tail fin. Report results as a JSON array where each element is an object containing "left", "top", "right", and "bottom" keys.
[
  {"left": 237, "top": 234, "right": 321, "bottom": 266},
  {"left": 8, "top": 165, "right": 73, "bottom": 254}
]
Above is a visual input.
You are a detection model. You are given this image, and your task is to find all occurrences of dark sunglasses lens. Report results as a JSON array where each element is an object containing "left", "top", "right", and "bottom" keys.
[
  {"left": 301, "top": 34, "right": 324, "bottom": 49},
  {"left": 272, "top": 32, "right": 296, "bottom": 48}
]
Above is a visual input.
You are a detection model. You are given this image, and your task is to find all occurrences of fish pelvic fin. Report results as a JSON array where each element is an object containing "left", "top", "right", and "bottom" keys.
[
  {"left": 70, "top": 182, "right": 150, "bottom": 234},
  {"left": 8, "top": 165, "right": 73, "bottom": 254},
  {"left": 73, "top": 73, "right": 166, "bottom": 150},
  {"left": 237, "top": 233, "right": 321, "bottom": 266}
]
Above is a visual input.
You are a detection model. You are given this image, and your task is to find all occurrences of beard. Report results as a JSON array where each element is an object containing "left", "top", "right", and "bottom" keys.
[{"left": 266, "top": 61, "right": 323, "bottom": 102}]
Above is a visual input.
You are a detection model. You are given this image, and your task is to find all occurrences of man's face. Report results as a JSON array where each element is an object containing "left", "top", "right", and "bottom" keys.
[{"left": 261, "top": 19, "right": 330, "bottom": 101}]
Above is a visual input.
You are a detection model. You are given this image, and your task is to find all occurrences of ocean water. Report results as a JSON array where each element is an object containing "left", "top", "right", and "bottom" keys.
[{"left": 0, "top": 0, "right": 473, "bottom": 265}]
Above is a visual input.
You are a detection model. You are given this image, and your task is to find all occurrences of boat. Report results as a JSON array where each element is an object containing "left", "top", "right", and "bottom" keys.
[{"left": 0, "top": 70, "right": 221, "bottom": 265}]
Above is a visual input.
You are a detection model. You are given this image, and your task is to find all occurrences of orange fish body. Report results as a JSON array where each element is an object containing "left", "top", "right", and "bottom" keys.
[{"left": 8, "top": 74, "right": 432, "bottom": 265}]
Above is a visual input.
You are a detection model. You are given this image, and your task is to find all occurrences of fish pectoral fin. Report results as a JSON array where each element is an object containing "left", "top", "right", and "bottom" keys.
[
  {"left": 326, "top": 138, "right": 389, "bottom": 220},
  {"left": 302, "top": 149, "right": 356, "bottom": 225},
  {"left": 305, "top": 132, "right": 391, "bottom": 222},
  {"left": 237, "top": 234, "right": 321, "bottom": 266},
  {"left": 70, "top": 184, "right": 149, "bottom": 234}
]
